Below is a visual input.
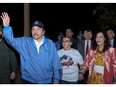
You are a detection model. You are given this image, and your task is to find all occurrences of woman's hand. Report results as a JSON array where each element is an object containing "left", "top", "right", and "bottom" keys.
[{"left": 78, "top": 73, "right": 84, "bottom": 80}]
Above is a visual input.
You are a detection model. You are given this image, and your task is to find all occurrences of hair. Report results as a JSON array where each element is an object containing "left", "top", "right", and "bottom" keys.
[
  {"left": 106, "top": 27, "right": 115, "bottom": 32},
  {"left": 62, "top": 36, "right": 73, "bottom": 43},
  {"left": 105, "top": 26, "right": 115, "bottom": 34},
  {"left": 84, "top": 29, "right": 92, "bottom": 34},
  {"left": 92, "top": 30, "right": 110, "bottom": 52},
  {"left": 66, "top": 28, "right": 74, "bottom": 33},
  {"left": 62, "top": 36, "right": 73, "bottom": 48}
]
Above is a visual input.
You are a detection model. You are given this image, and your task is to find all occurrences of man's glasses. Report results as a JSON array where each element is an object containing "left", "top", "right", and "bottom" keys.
[{"left": 62, "top": 40, "right": 70, "bottom": 43}]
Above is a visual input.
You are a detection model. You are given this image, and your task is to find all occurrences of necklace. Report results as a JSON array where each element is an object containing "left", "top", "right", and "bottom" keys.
[{"left": 96, "top": 48, "right": 104, "bottom": 57}]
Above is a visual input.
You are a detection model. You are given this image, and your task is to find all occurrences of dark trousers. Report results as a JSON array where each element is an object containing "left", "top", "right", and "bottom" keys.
[
  {"left": 22, "top": 78, "right": 52, "bottom": 84},
  {"left": 83, "top": 70, "right": 89, "bottom": 84},
  {"left": 78, "top": 70, "right": 89, "bottom": 84},
  {"left": 0, "top": 78, "right": 11, "bottom": 84},
  {"left": 22, "top": 79, "right": 35, "bottom": 84},
  {"left": 60, "top": 80, "right": 78, "bottom": 84}
]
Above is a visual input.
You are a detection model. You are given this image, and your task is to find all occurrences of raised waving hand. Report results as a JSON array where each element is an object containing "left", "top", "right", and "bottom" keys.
[{"left": 1, "top": 12, "right": 10, "bottom": 26}]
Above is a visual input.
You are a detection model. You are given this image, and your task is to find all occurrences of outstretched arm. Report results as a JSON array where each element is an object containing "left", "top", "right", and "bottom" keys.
[{"left": 0, "top": 12, "right": 10, "bottom": 26}]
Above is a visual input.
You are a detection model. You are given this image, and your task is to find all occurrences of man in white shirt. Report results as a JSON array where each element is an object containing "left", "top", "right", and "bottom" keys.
[
  {"left": 77, "top": 29, "right": 93, "bottom": 84},
  {"left": 78, "top": 29, "right": 93, "bottom": 60}
]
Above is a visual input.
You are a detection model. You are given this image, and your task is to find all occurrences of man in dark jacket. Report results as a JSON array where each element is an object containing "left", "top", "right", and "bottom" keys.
[
  {"left": 65, "top": 28, "right": 78, "bottom": 49},
  {"left": 0, "top": 26, "right": 17, "bottom": 84},
  {"left": 106, "top": 28, "right": 116, "bottom": 48},
  {"left": 77, "top": 29, "right": 93, "bottom": 84}
]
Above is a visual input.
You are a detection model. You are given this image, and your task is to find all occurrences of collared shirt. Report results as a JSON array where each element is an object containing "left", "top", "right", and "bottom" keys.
[
  {"left": 85, "top": 40, "right": 91, "bottom": 55},
  {"left": 109, "top": 39, "right": 114, "bottom": 47},
  {"left": 34, "top": 37, "right": 44, "bottom": 54}
]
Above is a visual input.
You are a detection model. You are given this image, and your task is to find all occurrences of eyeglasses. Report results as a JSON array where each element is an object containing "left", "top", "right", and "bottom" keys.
[{"left": 62, "top": 40, "right": 70, "bottom": 42}]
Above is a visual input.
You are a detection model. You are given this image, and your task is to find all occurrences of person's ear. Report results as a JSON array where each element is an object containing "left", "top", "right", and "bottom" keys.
[
  {"left": 42, "top": 30, "right": 45, "bottom": 35},
  {"left": 70, "top": 42, "right": 72, "bottom": 46},
  {"left": 113, "top": 32, "right": 115, "bottom": 37}
]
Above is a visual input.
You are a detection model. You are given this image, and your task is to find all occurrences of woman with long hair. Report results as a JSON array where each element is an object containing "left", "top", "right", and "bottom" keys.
[{"left": 79, "top": 30, "right": 116, "bottom": 84}]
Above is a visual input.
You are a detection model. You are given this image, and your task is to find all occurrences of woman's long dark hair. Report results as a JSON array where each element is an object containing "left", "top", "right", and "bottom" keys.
[{"left": 92, "top": 30, "right": 110, "bottom": 52}]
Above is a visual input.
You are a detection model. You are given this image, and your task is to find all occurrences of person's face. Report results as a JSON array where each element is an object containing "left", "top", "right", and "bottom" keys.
[
  {"left": 107, "top": 29, "right": 115, "bottom": 40},
  {"left": 31, "top": 26, "right": 45, "bottom": 40},
  {"left": 62, "top": 37, "right": 72, "bottom": 49},
  {"left": 96, "top": 32, "right": 105, "bottom": 46},
  {"left": 83, "top": 31, "right": 92, "bottom": 40},
  {"left": 66, "top": 29, "right": 73, "bottom": 37}
]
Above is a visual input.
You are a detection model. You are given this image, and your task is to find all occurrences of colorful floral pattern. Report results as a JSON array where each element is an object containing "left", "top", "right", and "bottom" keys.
[
  {"left": 91, "top": 52, "right": 104, "bottom": 84},
  {"left": 80, "top": 47, "right": 116, "bottom": 84},
  {"left": 60, "top": 55, "right": 74, "bottom": 67}
]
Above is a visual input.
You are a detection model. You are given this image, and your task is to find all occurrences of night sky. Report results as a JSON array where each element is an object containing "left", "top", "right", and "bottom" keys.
[
  {"left": 0, "top": 3, "right": 98, "bottom": 41},
  {"left": 30, "top": 3, "right": 98, "bottom": 41}
]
